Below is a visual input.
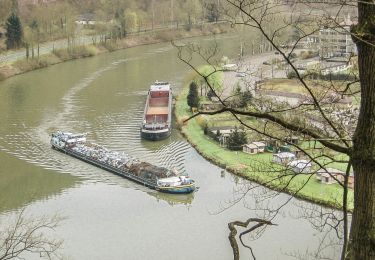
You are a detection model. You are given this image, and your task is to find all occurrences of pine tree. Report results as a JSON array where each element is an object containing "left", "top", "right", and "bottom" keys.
[
  {"left": 187, "top": 81, "right": 199, "bottom": 109},
  {"left": 5, "top": 12, "right": 23, "bottom": 50},
  {"left": 227, "top": 128, "right": 247, "bottom": 151}
]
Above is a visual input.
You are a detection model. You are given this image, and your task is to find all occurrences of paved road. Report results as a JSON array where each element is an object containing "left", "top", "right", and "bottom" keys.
[{"left": 221, "top": 51, "right": 287, "bottom": 99}]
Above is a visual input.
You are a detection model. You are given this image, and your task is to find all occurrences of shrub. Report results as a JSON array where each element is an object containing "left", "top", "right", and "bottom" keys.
[
  {"left": 84, "top": 45, "right": 99, "bottom": 56},
  {"left": 196, "top": 115, "right": 207, "bottom": 129}
]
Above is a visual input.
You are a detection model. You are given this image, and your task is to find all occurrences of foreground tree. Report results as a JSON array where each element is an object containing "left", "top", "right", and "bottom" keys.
[
  {"left": 5, "top": 12, "right": 23, "bottom": 50},
  {"left": 175, "top": 0, "right": 375, "bottom": 259},
  {"left": 0, "top": 208, "right": 63, "bottom": 260}
]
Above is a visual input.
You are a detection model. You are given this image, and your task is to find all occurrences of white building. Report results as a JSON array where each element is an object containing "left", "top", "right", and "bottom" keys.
[
  {"left": 288, "top": 160, "right": 312, "bottom": 173},
  {"left": 319, "top": 15, "right": 357, "bottom": 58},
  {"left": 243, "top": 143, "right": 258, "bottom": 154},
  {"left": 272, "top": 152, "right": 296, "bottom": 165}
]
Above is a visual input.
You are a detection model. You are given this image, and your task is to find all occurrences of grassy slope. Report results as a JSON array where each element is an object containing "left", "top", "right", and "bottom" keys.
[{"left": 175, "top": 83, "right": 354, "bottom": 210}]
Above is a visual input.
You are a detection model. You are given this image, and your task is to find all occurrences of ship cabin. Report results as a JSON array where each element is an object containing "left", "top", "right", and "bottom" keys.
[{"left": 144, "top": 82, "right": 171, "bottom": 130}]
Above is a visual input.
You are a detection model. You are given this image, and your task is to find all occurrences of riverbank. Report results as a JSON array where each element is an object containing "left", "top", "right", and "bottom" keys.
[
  {"left": 175, "top": 82, "right": 353, "bottom": 211},
  {"left": 0, "top": 23, "right": 230, "bottom": 81}
]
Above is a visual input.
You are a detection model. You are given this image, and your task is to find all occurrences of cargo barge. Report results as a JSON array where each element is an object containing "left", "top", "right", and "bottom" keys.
[
  {"left": 51, "top": 132, "right": 195, "bottom": 194},
  {"left": 140, "top": 81, "right": 172, "bottom": 141}
]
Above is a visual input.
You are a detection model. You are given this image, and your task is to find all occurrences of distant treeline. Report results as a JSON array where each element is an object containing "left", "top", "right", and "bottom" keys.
[{"left": 1, "top": 0, "right": 222, "bottom": 51}]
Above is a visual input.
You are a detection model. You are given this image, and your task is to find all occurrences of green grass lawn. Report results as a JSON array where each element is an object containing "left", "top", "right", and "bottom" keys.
[{"left": 175, "top": 83, "right": 353, "bottom": 210}]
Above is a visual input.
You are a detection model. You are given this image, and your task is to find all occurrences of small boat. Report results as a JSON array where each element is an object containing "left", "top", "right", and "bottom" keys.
[
  {"left": 51, "top": 131, "right": 195, "bottom": 194},
  {"left": 140, "top": 81, "right": 172, "bottom": 141}
]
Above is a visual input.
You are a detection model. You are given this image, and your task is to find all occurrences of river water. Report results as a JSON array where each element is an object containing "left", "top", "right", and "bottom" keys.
[{"left": 0, "top": 34, "right": 341, "bottom": 259}]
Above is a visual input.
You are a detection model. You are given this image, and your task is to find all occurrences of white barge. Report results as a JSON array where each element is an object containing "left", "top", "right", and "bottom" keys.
[{"left": 51, "top": 132, "right": 195, "bottom": 194}]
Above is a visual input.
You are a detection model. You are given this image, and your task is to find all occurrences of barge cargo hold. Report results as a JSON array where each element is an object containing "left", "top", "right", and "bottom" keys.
[
  {"left": 140, "top": 81, "right": 172, "bottom": 141},
  {"left": 50, "top": 132, "right": 195, "bottom": 194}
]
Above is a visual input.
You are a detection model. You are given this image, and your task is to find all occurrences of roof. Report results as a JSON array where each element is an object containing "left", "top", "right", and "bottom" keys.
[
  {"left": 317, "top": 168, "right": 344, "bottom": 175},
  {"left": 288, "top": 160, "right": 312, "bottom": 168},
  {"left": 273, "top": 152, "right": 295, "bottom": 159},
  {"left": 252, "top": 141, "right": 265, "bottom": 147},
  {"left": 244, "top": 143, "right": 258, "bottom": 149},
  {"left": 150, "top": 81, "right": 170, "bottom": 92}
]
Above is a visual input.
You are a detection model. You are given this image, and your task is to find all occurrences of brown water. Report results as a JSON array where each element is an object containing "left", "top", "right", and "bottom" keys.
[{"left": 0, "top": 34, "right": 341, "bottom": 259}]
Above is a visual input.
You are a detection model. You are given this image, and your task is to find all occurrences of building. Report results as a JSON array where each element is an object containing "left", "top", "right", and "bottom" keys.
[
  {"left": 316, "top": 168, "right": 355, "bottom": 188},
  {"left": 76, "top": 13, "right": 96, "bottom": 25},
  {"left": 319, "top": 15, "right": 357, "bottom": 59},
  {"left": 243, "top": 143, "right": 258, "bottom": 154},
  {"left": 272, "top": 152, "right": 296, "bottom": 165},
  {"left": 252, "top": 142, "right": 266, "bottom": 152},
  {"left": 288, "top": 160, "right": 312, "bottom": 173}
]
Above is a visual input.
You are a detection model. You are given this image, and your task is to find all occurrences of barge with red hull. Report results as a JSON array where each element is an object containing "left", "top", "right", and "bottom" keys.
[{"left": 141, "top": 81, "right": 172, "bottom": 141}]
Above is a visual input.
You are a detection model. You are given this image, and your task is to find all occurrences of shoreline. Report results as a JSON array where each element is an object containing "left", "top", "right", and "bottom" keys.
[
  {"left": 174, "top": 84, "right": 352, "bottom": 212},
  {"left": 0, "top": 23, "right": 230, "bottom": 81}
]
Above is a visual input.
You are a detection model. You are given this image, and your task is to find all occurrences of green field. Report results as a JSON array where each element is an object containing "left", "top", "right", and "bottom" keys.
[{"left": 175, "top": 84, "right": 353, "bottom": 210}]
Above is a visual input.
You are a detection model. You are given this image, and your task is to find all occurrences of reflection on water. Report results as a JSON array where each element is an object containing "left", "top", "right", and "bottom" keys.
[
  {"left": 148, "top": 190, "right": 195, "bottom": 206},
  {"left": 0, "top": 151, "right": 78, "bottom": 212}
]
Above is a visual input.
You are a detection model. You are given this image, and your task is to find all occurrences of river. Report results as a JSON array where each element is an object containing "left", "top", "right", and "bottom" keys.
[{"left": 0, "top": 33, "right": 341, "bottom": 259}]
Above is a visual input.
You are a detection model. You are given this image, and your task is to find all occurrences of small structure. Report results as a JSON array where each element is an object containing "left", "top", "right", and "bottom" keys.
[
  {"left": 288, "top": 160, "right": 312, "bottom": 173},
  {"left": 208, "top": 126, "right": 244, "bottom": 147},
  {"left": 76, "top": 13, "right": 96, "bottom": 25},
  {"left": 316, "top": 168, "right": 344, "bottom": 185},
  {"left": 272, "top": 152, "right": 296, "bottom": 165},
  {"left": 243, "top": 143, "right": 258, "bottom": 154},
  {"left": 316, "top": 168, "right": 355, "bottom": 188},
  {"left": 252, "top": 141, "right": 266, "bottom": 153}
]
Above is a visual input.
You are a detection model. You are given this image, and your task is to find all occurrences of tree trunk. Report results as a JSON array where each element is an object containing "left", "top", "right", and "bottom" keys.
[{"left": 350, "top": 1, "right": 375, "bottom": 259}]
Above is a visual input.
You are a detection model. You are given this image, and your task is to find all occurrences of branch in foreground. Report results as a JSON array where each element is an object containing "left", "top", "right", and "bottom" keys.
[
  {"left": 0, "top": 208, "right": 64, "bottom": 260},
  {"left": 228, "top": 218, "right": 276, "bottom": 260}
]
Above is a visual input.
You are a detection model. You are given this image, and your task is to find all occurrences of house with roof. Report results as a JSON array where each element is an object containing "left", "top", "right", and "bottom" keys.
[
  {"left": 272, "top": 152, "right": 296, "bottom": 165},
  {"left": 252, "top": 142, "right": 266, "bottom": 152},
  {"left": 316, "top": 168, "right": 355, "bottom": 188},
  {"left": 76, "top": 13, "right": 96, "bottom": 25},
  {"left": 288, "top": 160, "right": 312, "bottom": 173},
  {"left": 243, "top": 143, "right": 258, "bottom": 154},
  {"left": 316, "top": 168, "right": 344, "bottom": 184}
]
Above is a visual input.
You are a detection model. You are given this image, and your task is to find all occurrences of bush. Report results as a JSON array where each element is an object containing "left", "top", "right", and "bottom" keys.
[
  {"left": 84, "top": 45, "right": 99, "bottom": 56},
  {"left": 196, "top": 115, "right": 207, "bottom": 129}
]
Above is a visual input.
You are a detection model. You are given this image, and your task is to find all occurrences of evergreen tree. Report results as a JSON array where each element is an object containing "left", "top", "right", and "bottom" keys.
[
  {"left": 5, "top": 12, "right": 23, "bottom": 50},
  {"left": 239, "top": 90, "right": 253, "bottom": 108},
  {"left": 187, "top": 81, "right": 199, "bottom": 109},
  {"left": 227, "top": 128, "right": 247, "bottom": 151}
]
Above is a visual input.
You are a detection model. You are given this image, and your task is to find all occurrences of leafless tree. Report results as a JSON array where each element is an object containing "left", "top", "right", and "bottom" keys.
[
  {"left": 174, "top": 0, "right": 374, "bottom": 259},
  {"left": 0, "top": 208, "right": 64, "bottom": 260}
]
